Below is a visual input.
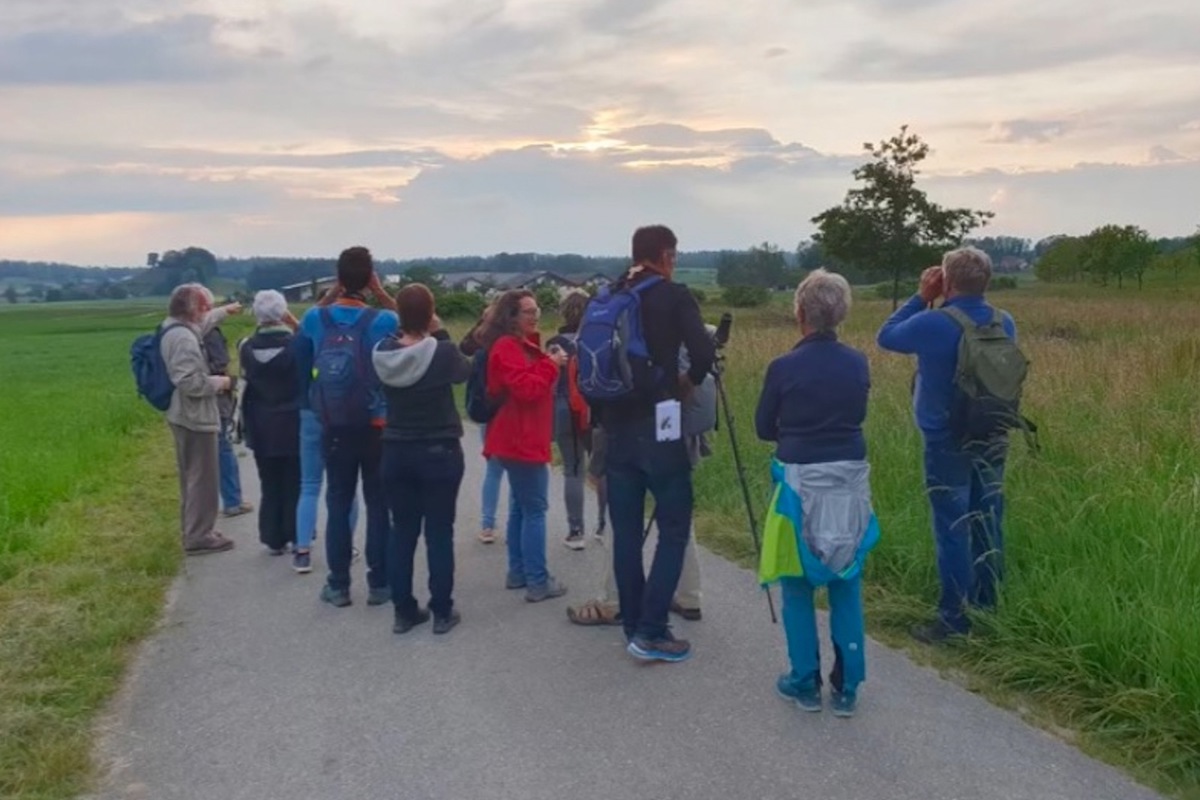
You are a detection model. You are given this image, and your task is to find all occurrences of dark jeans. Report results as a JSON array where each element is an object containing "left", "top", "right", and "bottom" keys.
[
  {"left": 382, "top": 439, "right": 465, "bottom": 618},
  {"left": 924, "top": 436, "right": 1008, "bottom": 633},
  {"left": 323, "top": 426, "right": 388, "bottom": 592},
  {"left": 606, "top": 417, "right": 694, "bottom": 640},
  {"left": 254, "top": 455, "right": 300, "bottom": 550}
]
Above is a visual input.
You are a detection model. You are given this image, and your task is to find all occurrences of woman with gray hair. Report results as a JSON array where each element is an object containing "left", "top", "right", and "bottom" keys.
[
  {"left": 238, "top": 291, "right": 303, "bottom": 558},
  {"left": 754, "top": 268, "right": 879, "bottom": 717}
]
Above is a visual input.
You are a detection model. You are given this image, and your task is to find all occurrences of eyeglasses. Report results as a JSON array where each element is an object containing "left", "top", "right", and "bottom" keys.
[{"left": 519, "top": 307, "right": 540, "bottom": 316}]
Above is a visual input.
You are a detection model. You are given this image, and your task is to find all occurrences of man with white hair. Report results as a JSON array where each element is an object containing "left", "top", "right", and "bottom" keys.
[
  {"left": 877, "top": 247, "right": 1018, "bottom": 643},
  {"left": 239, "top": 290, "right": 303, "bottom": 560},
  {"left": 161, "top": 283, "right": 244, "bottom": 555}
]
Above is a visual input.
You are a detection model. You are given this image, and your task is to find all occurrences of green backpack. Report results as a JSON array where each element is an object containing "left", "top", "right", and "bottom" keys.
[{"left": 941, "top": 307, "right": 1036, "bottom": 449}]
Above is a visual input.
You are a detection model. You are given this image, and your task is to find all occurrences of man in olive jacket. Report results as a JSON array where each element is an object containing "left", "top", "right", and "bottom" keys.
[{"left": 161, "top": 283, "right": 243, "bottom": 555}]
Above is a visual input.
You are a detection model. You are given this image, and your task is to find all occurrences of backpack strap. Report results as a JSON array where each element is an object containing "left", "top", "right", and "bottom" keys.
[{"left": 938, "top": 306, "right": 975, "bottom": 331}]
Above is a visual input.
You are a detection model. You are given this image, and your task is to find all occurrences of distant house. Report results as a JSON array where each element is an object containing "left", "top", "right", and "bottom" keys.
[
  {"left": 437, "top": 270, "right": 583, "bottom": 298},
  {"left": 281, "top": 276, "right": 337, "bottom": 303}
]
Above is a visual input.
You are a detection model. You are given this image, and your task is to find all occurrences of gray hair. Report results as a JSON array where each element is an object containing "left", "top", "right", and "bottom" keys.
[
  {"left": 793, "top": 268, "right": 852, "bottom": 332},
  {"left": 252, "top": 289, "right": 288, "bottom": 325},
  {"left": 942, "top": 246, "right": 992, "bottom": 295},
  {"left": 168, "top": 283, "right": 213, "bottom": 323}
]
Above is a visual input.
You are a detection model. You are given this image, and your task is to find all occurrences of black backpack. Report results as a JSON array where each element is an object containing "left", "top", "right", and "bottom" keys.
[{"left": 465, "top": 348, "right": 503, "bottom": 424}]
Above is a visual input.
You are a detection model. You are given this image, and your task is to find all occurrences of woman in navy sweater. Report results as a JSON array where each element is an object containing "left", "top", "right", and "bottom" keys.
[{"left": 754, "top": 269, "right": 875, "bottom": 718}]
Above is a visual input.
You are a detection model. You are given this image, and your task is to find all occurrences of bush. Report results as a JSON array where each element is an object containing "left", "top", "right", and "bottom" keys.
[
  {"left": 437, "top": 291, "right": 486, "bottom": 320},
  {"left": 721, "top": 285, "right": 769, "bottom": 307},
  {"left": 872, "top": 278, "right": 918, "bottom": 300},
  {"left": 690, "top": 287, "right": 708, "bottom": 304},
  {"left": 991, "top": 275, "right": 1019, "bottom": 290},
  {"left": 535, "top": 285, "right": 560, "bottom": 312}
]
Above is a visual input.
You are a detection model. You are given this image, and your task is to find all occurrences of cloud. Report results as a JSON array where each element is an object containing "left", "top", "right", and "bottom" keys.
[
  {"left": 987, "top": 119, "right": 1072, "bottom": 144},
  {"left": 1147, "top": 145, "right": 1186, "bottom": 163}
]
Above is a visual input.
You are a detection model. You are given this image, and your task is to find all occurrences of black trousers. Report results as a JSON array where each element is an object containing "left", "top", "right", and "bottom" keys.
[{"left": 255, "top": 455, "right": 301, "bottom": 550}]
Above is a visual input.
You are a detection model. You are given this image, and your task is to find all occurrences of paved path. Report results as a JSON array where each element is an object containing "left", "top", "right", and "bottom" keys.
[{"left": 89, "top": 433, "right": 1162, "bottom": 800}]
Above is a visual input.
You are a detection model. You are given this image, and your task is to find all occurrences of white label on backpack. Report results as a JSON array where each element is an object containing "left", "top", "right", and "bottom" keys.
[{"left": 656, "top": 400, "right": 682, "bottom": 442}]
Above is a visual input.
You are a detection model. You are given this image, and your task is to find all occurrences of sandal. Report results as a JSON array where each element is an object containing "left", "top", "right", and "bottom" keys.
[{"left": 566, "top": 599, "right": 621, "bottom": 626}]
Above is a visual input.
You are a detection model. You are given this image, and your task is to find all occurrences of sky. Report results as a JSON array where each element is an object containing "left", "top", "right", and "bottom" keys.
[{"left": 1, "top": 0, "right": 1198, "bottom": 266}]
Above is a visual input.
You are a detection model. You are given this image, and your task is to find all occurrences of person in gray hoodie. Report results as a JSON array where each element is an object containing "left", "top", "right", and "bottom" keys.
[
  {"left": 373, "top": 283, "right": 472, "bottom": 636},
  {"left": 160, "top": 283, "right": 244, "bottom": 555}
]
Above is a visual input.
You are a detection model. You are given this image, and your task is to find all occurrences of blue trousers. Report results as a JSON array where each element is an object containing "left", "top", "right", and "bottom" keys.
[
  {"left": 322, "top": 426, "right": 388, "bottom": 592},
  {"left": 218, "top": 417, "right": 243, "bottom": 510},
  {"left": 479, "top": 425, "right": 506, "bottom": 531},
  {"left": 780, "top": 576, "right": 865, "bottom": 693},
  {"left": 501, "top": 460, "right": 551, "bottom": 589},
  {"left": 296, "top": 409, "right": 358, "bottom": 552},
  {"left": 924, "top": 437, "right": 1007, "bottom": 633}
]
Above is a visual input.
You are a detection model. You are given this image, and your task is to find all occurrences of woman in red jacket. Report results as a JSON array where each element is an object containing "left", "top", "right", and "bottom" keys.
[{"left": 478, "top": 290, "right": 569, "bottom": 602}]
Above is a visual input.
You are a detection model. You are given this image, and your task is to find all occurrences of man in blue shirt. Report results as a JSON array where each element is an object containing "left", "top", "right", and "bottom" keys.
[
  {"left": 295, "top": 247, "right": 399, "bottom": 607},
  {"left": 877, "top": 247, "right": 1016, "bottom": 643}
]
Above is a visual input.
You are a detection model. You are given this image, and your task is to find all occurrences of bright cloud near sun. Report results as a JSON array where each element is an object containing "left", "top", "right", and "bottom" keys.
[{"left": 0, "top": 0, "right": 1197, "bottom": 264}]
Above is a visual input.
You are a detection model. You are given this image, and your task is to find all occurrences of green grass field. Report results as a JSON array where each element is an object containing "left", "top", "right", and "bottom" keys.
[{"left": 690, "top": 285, "right": 1200, "bottom": 795}]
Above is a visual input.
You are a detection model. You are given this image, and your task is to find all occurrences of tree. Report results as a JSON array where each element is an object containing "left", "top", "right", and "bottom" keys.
[
  {"left": 1080, "top": 224, "right": 1156, "bottom": 289},
  {"left": 399, "top": 265, "right": 444, "bottom": 294},
  {"left": 716, "top": 242, "right": 786, "bottom": 288},
  {"left": 146, "top": 252, "right": 159, "bottom": 268},
  {"left": 158, "top": 247, "right": 218, "bottom": 285},
  {"left": 1034, "top": 237, "right": 1084, "bottom": 283},
  {"left": 811, "top": 126, "right": 994, "bottom": 307},
  {"left": 3, "top": 286, "right": 17, "bottom": 304}
]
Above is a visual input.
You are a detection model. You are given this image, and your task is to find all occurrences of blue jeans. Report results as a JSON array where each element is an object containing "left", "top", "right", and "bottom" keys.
[
  {"left": 780, "top": 576, "right": 865, "bottom": 694},
  {"left": 218, "top": 417, "right": 243, "bottom": 510},
  {"left": 924, "top": 436, "right": 1008, "bottom": 633},
  {"left": 479, "top": 424, "right": 505, "bottom": 530},
  {"left": 605, "top": 418, "right": 693, "bottom": 641},
  {"left": 500, "top": 460, "right": 550, "bottom": 589},
  {"left": 297, "top": 409, "right": 358, "bottom": 552},
  {"left": 383, "top": 440, "right": 464, "bottom": 618},
  {"left": 323, "top": 426, "right": 388, "bottom": 592}
]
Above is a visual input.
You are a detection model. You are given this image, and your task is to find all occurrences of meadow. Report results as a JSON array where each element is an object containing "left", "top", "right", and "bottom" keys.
[
  {"left": 1, "top": 284, "right": 1198, "bottom": 797},
  {"left": 691, "top": 285, "right": 1200, "bottom": 795}
]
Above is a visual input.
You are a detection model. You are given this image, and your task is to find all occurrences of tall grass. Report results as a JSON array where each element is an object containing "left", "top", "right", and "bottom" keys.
[{"left": 692, "top": 288, "right": 1200, "bottom": 793}]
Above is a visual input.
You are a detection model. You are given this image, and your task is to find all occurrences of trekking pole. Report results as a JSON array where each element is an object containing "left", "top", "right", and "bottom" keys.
[{"left": 710, "top": 315, "right": 777, "bottom": 624}]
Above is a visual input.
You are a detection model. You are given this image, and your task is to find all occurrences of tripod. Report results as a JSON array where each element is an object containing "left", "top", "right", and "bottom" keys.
[{"left": 710, "top": 340, "right": 778, "bottom": 624}]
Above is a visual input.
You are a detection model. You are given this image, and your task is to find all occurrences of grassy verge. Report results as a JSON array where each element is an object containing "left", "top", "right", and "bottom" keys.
[{"left": 0, "top": 426, "right": 180, "bottom": 799}]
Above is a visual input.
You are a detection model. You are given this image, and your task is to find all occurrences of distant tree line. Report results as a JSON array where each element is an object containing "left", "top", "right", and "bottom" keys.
[{"left": 1034, "top": 226, "right": 1199, "bottom": 288}]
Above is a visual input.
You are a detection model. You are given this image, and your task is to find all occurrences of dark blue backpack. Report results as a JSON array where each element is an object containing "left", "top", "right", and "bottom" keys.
[
  {"left": 131, "top": 322, "right": 185, "bottom": 411},
  {"left": 575, "top": 275, "right": 662, "bottom": 403},
  {"left": 465, "top": 348, "right": 503, "bottom": 424},
  {"left": 310, "top": 307, "right": 379, "bottom": 429}
]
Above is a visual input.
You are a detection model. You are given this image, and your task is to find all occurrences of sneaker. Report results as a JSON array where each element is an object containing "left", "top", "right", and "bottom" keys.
[
  {"left": 592, "top": 520, "right": 606, "bottom": 540},
  {"left": 367, "top": 587, "right": 392, "bottom": 606},
  {"left": 432, "top": 609, "right": 461, "bottom": 635},
  {"left": 393, "top": 608, "right": 431, "bottom": 635},
  {"left": 911, "top": 619, "right": 966, "bottom": 645},
  {"left": 564, "top": 531, "right": 586, "bottom": 551},
  {"left": 505, "top": 573, "right": 527, "bottom": 590},
  {"left": 627, "top": 631, "right": 691, "bottom": 663},
  {"left": 776, "top": 673, "right": 821, "bottom": 712},
  {"left": 478, "top": 528, "right": 497, "bottom": 544},
  {"left": 350, "top": 546, "right": 361, "bottom": 565},
  {"left": 319, "top": 584, "right": 351, "bottom": 608},
  {"left": 292, "top": 550, "right": 313, "bottom": 574},
  {"left": 670, "top": 601, "right": 702, "bottom": 622},
  {"left": 525, "top": 577, "right": 568, "bottom": 603},
  {"left": 266, "top": 546, "right": 286, "bottom": 556},
  {"left": 830, "top": 689, "right": 857, "bottom": 718},
  {"left": 184, "top": 535, "right": 235, "bottom": 556},
  {"left": 222, "top": 502, "right": 254, "bottom": 518}
]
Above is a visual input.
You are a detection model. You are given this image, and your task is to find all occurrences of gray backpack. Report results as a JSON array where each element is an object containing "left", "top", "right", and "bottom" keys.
[{"left": 941, "top": 307, "right": 1034, "bottom": 447}]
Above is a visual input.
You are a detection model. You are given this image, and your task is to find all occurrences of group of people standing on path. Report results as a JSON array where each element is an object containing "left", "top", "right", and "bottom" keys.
[{"left": 157, "top": 227, "right": 1020, "bottom": 718}]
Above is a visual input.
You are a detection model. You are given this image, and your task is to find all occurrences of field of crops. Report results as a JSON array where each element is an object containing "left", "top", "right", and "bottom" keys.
[{"left": 690, "top": 285, "right": 1200, "bottom": 792}]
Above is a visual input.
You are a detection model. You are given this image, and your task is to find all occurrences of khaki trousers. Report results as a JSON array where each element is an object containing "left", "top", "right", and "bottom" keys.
[
  {"left": 170, "top": 424, "right": 220, "bottom": 549},
  {"left": 596, "top": 530, "right": 702, "bottom": 611}
]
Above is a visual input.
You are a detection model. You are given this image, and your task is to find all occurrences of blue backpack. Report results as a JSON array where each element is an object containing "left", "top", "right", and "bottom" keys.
[
  {"left": 310, "top": 307, "right": 379, "bottom": 429},
  {"left": 465, "top": 348, "right": 503, "bottom": 424},
  {"left": 575, "top": 275, "right": 662, "bottom": 402},
  {"left": 130, "top": 322, "right": 186, "bottom": 411}
]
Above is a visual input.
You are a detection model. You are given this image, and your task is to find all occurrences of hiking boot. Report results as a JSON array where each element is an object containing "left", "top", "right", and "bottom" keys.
[
  {"left": 432, "top": 609, "right": 461, "bottom": 635},
  {"left": 564, "top": 531, "right": 586, "bottom": 551},
  {"left": 627, "top": 631, "right": 691, "bottom": 663},
  {"left": 319, "top": 584, "right": 351, "bottom": 608},
  {"left": 776, "top": 673, "right": 821, "bottom": 712},
  {"left": 393, "top": 608, "right": 431, "bottom": 635},
  {"left": 222, "top": 502, "right": 254, "bottom": 518},
  {"left": 525, "top": 577, "right": 568, "bottom": 603},
  {"left": 478, "top": 528, "right": 497, "bottom": 544},
  {"left": 670, "top": 601, "right": 702, "bottom": 622},
  {"left": 911, "top": 619, "right": 966, "bottom": 645},
  {"left": 830, "top": 689, "right": 858, "bottom": 718},
  {"left": 505, "top": 572, "right": 527, "bottom": 590},
  {"left": 184, "top": 535, "right": 235, "bottom": 556},
  {"left": 292, "top": 550, "right": 312, "bottom": 574}
]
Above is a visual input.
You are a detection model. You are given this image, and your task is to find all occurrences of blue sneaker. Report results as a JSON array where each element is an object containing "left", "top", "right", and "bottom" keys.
[
  {"left": 319, "top": 584, "right": 351, "bottom": 608},
  {"left": 627, "top": 631, "right": 691, "bottom": 663},
  {"left": 292, "top": 550, "right": 312, "bottom": 574},
  {"left": 776, "top": 673, "right": 821, "bottom": 712},
  {"left": 830, "top": 689, "right": 857, "bottom": 718}
]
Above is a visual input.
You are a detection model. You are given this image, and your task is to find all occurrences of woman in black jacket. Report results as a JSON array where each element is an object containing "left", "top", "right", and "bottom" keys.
[{"left": 373, "top": 283, "right": 471, "bottom": 635}]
